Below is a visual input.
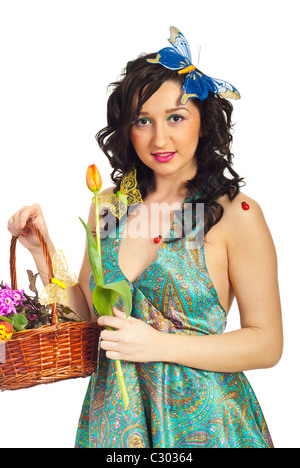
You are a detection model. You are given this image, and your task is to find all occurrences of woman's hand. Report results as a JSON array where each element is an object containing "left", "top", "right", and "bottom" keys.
[
  {"left": 7, "top": 203, "right": 51, "bottom": 253},
  {"left": 98, "top": 307, "right": 162, "bottom": 363}
]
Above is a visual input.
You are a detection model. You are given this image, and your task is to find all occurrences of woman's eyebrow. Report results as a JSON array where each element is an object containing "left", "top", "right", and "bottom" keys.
[
  {"left": 139, "top": 107, "right": 190, "bottom": 115},
  {"left": 165, "top": 107, "right": 190, "bottom": 113}
]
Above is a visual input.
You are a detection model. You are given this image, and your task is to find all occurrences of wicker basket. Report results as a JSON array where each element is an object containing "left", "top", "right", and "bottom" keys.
[{"left": 0, "top": 222, "right": 100, "bottom": 391}]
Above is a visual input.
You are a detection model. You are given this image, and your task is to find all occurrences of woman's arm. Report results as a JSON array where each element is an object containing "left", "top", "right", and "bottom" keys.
[
  {"left": 99, "top": 196, "right": 283, "bottom": 372},
  {"left": 7, "top": 203, "right": 94, "bottom": 322},
  {"left": 161, "top": 196, "right": 283, "bottom": 372}
]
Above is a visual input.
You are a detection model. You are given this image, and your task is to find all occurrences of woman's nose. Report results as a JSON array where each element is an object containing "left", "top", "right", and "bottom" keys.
[{"left": 151, "top": 123, "right": 170, "bottom": 148}]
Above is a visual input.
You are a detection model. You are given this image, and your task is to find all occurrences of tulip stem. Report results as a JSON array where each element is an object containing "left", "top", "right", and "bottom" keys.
[
  {"left": 115, "top": 359, "right": 129, "bottom": 410},
  {"left": 88, "top": 169, "right": 130, "bottom": 411},
  {"left": 94, "top": 191, "right": 101, "bottom": 262},
  {"left": 106, "top": 325, "right": 129, "bottom": 410}
]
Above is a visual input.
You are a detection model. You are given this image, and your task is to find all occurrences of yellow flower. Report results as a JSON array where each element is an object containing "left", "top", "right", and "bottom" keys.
[
  {"left": 86, "top": 164, "right": 102, "bottom": 194},
  {"left": 0, "top": 321, "right": 13, "bottom": 342}
]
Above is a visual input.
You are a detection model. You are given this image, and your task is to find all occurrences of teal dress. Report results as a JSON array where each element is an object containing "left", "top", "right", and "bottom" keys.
[{"left": 75, "top": 198, "right": 273, "bottom": 448}]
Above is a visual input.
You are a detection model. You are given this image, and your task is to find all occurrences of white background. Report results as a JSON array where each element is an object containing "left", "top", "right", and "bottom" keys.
[{"left": 0, "top": 0, "right": 299, "bottom": 448}]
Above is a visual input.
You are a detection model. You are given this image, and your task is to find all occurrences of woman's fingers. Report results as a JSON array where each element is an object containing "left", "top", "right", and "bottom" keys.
[
  {"left": 100, "top": 327, "right": 121, "bottom": 342},
  {"left": 112, "top": 306, "right": 125, "bottom": 318},
  {"left": 8, "top": 204, "right": 42, "bottom": 236},
  {"left": 112, "top": 306, "right": 135, "bottom": 320},
  {"left": 98, "top": 307, "right": 159, "bottom": 363},
  {"left": 98, "top": 314, "right": 126, "bottom": 330},
  {"left": 98, "top": 307, "right": 137, "bottom": 329},
  {"left": 18, "top": 204, "right": 41, "bottom": 230},
  {"left": 7, "top": 203, "right": 50, "bottom": 251},
  {"left": 97, "top": 307, "right": 142, "bottom": 360}
]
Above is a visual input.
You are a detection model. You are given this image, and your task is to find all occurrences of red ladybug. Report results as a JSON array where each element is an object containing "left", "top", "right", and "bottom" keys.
[
  {"left": 154, "top": 235, "right": 162, "bottom": 244},
  {"left": 242, "top": 201, "right": 250, "bottom": 210}
]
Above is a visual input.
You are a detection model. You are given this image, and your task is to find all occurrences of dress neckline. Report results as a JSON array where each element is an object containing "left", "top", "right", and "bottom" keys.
[{"left": 115, "top": 191, "right": 195, "bottom": 285}]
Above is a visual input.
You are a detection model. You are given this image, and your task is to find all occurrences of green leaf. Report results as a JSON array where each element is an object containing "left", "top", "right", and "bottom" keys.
[
  {"left": 79, "top": 217, "right": 103, "bottom": 285},
  {"left": 93, "top": 285, "right": 118, "bottom": 317},
  {"left": 92, "top": 280, "right": 132, "bottom": 318},
  {"left": 11, "top": 314, "right": 28, "bottom": 332},
  {"left": 107, "top": 280, "right": 132, "bottom": 319}
]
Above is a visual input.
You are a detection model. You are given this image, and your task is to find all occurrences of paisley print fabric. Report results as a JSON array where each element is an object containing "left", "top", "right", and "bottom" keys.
[{"left": 75, "top": 196, "right": 273, "bottom": 448}]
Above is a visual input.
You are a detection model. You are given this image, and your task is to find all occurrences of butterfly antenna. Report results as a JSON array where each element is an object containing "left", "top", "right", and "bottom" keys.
[{"left": 196, "top": 44, "right": 202, "bottom": 68}]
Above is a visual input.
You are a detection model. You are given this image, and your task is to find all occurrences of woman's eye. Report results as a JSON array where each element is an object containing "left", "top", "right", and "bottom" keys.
[
  {"left": 135, "top": 118, "right": 151, "bottom": 127},
  {"left": 168, "top": 114, "right": 184, "bottom": 123}
]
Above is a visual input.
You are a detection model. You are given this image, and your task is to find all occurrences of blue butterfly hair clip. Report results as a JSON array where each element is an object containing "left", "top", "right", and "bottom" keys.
[{"left": 147, "top": 26, "right": 241, "bottom": 105}]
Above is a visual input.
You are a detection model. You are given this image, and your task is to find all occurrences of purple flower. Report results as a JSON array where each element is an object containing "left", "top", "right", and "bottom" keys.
[
  {"left": 0, "top": 293, "right": 17, "bottom": 316},
  {"left": 0, "top": 285, "right": 26, "bottom": 316}
]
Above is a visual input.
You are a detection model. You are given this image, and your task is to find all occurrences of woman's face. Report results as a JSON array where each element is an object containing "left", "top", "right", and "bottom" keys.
[{"left": 130, "top": 80, "right": 202, "bottom": 181}]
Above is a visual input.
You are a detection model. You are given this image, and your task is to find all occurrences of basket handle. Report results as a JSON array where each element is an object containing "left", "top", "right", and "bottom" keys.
[{"left": 10, "top": 221, "right": 59, "bottom": 326}]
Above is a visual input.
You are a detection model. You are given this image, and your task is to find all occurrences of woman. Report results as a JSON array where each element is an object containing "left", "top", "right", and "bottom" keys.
[{"left": 7, "top": 28, "right": 282, "bottom": 448}]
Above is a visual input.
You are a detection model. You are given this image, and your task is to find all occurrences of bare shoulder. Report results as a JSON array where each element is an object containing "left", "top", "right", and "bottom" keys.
[
  {"left": 220, "top": 191, "right": 276, "bottom": 260},
  {"left": 221, "top": 192, "right": 264, "bottom": 224}
]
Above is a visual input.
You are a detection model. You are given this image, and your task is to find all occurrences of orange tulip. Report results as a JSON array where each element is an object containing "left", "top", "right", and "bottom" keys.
[
  {"left": 86, "top": 164, "right": 102, "bottom": 193},
  {"left": 0, "top": 321, "right": 13, "bottom": 342}
]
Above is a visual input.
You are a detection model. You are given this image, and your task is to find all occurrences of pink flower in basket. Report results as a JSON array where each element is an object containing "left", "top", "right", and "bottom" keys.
[{"left": 0, "top": 284, "right": 26, "bottom": 316}]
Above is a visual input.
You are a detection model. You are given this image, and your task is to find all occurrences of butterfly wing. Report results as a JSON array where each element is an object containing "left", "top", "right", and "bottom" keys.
[
  {"left": 97, "top": 192, "right": 129, "bottom": 219},
  {"left": 52, "top": 250, "right": 78, "bottom": 288},
  {"left": 39, "top": 283, "right": 57, "bottom": 305},
  {"left": 40, "top": 283, "right": 70, "bottom": 307},
  {"left": 120, "top": 169, "right": 143, "bottom": 206},
  {"left": 97, "top": 192, "right": 119, "bottom": 218},
  {"left": 54, "top": 288, "right": 69, "bottom": 307},
  {"left": 39, "top": 283, "right": 54, "bottom": 305},
  {"left": 116, "top": 202, "right": 128, "bottom": 219},
  {"left": 120, "top": 169, "right": 137, "bottom": 192},
  {"left": 180, "top": 71, "right": 210, "bottom": 104},
  {"left": 147, "top": 47, "right": 190, "bottom": 71},
  {"left": 96, "top": 170, "right": 143, "bottom": 219},
  {"left": 168, "top": 26, "right": 192, "bottom": 63},
  {"left": 125, "top": 188, "right": 143, "bottom": 207},
  {"left": 181, "top": 71, "right": 241, "bottom": 104},
  {"left": 147, "top": 26, "right": 192, "bottom": 71},
  {"left": 201, "top": 74, "right": 241, "bottom": 100}
]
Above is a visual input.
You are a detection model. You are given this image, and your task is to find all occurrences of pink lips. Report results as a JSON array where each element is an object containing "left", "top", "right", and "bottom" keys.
[{"left": 152, "top": 152, "right": 175, "bottom": 162}]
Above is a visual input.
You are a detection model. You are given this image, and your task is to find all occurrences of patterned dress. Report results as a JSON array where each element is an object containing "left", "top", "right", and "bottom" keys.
[{"left": 75, "top": 196, "right": 273, "bottom": 448}]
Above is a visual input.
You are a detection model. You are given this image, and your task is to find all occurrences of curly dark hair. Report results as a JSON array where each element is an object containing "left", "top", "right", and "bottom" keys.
[{"left": 96, "top": 53, "right": 244, "bottom": 235}]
